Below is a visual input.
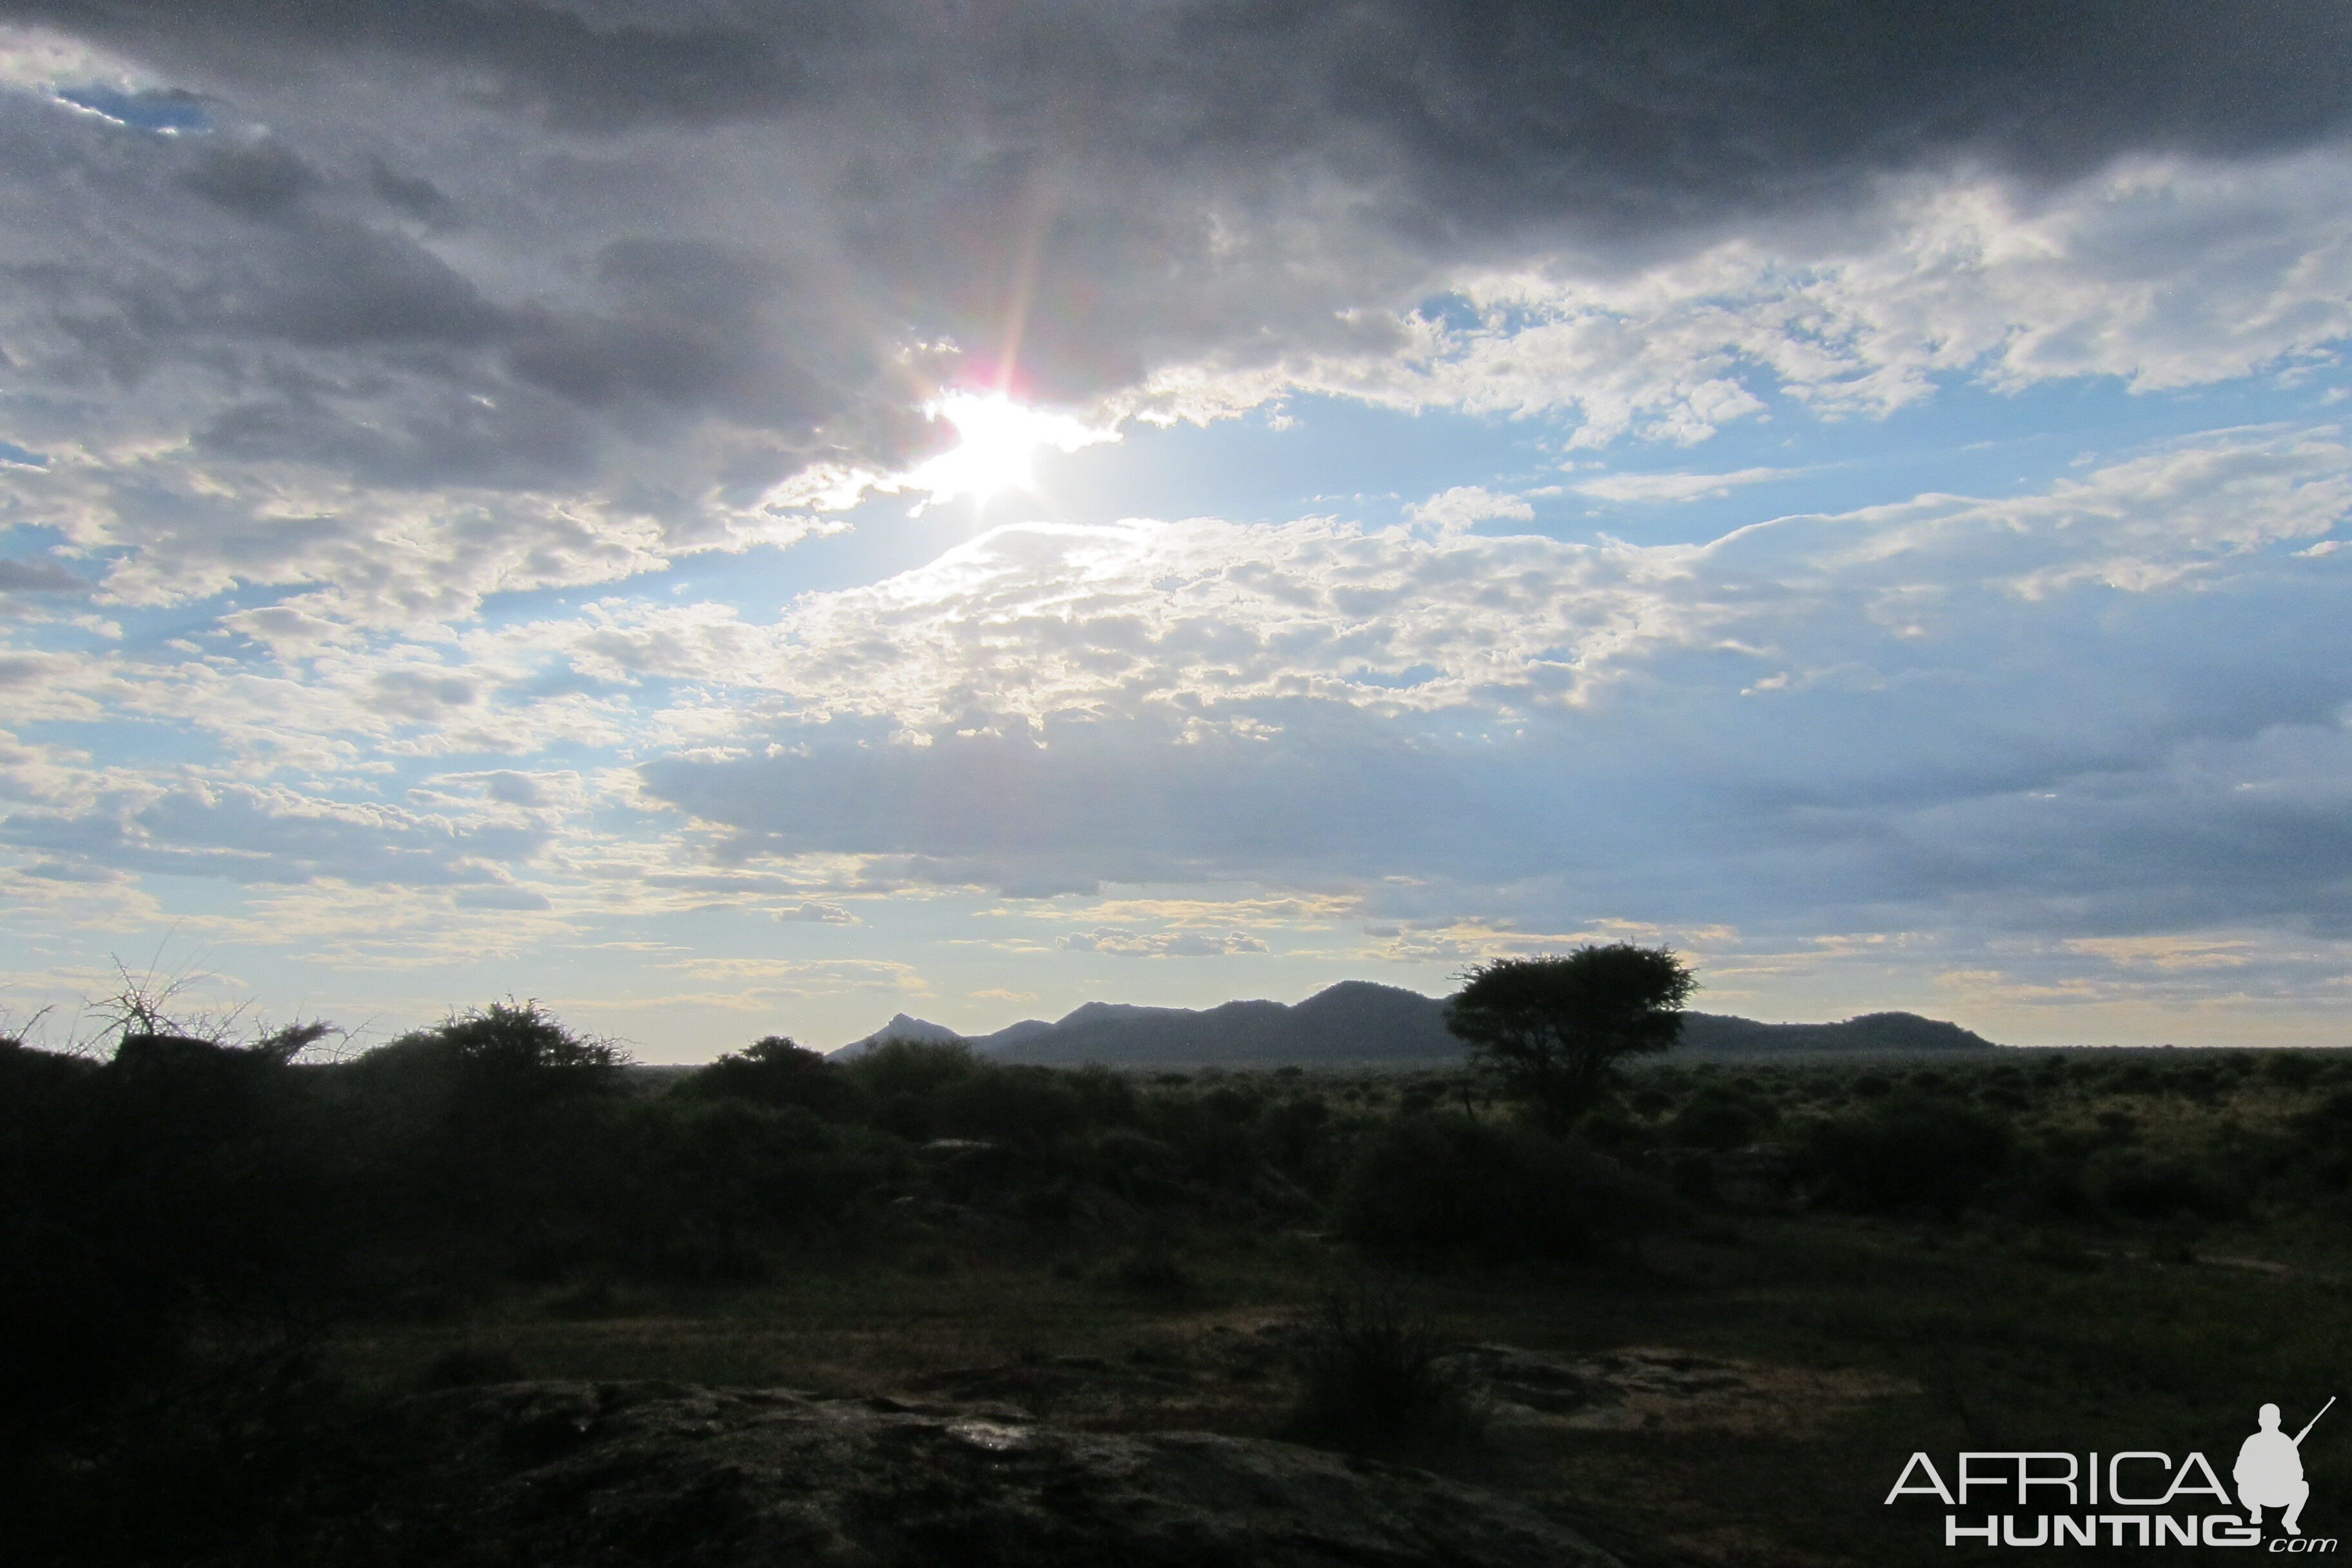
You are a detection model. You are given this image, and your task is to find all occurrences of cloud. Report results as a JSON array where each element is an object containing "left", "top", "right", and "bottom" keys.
[
  {"left": 0, "top": 5, "right": 2346, "bottom": 635},
  {"left": 1180, "top": 151, "right": 2352, "bottom": 445},
  {"left": 642, "top": 705, "right": 1501, "bottom": 895},
  {"left": 594, "top": 427, "right": 2346, "bottom": 738},
  {"left": 6, "top": 420, "right": 2346, "bottom": 945},
  {"left": 1055, "top": 926, "right": 1271, "bottom": 957},
  {"left": 453, "top": 884, "right": 551, "bottom": 910},
  {"left": 1406, "top": 485, "right": 1533, "bottom": 533},
  {"left": 1575, "top": 467, "right": 1802, "bottom": 503},
  {"left": 775, "top": 900, "right": 856, "bottom": 924},
  {"left": 654, "top": 956, "right": 925, "bottom": 997},
  {"left": 0, "top": 778, "right": 550, "bottom": 887},
  {"left": 0, "top": 556, "right": 86, "bottom": 592},
  {"left": 7, "top": 5, "right": 2352, "bottom": 1035},
  {"left": 615, "top": 427, "right": 2352, "bottom": 942}
]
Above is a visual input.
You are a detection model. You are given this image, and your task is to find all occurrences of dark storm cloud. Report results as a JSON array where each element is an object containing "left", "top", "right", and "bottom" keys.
[
  {"left": 13, "top": 0, "right": 811, "bottom": 132},
  {"left": 28, "top": 2, "right": 2351, "bottom": 202},
  {"left": 177, "top": 137, "right": 318, "bottom": 219},
  {"left": 365, "top": 159, "right": 458, "bottom": 228},
  {"left": 1219, "top": 1, "right": 2352, "bottom": 226},
  {"left": 504, "top": 240, "right": 840, "bottom": 425},
  {"left": 6, "top": 1, "right": 2351, "bottom": 552}
]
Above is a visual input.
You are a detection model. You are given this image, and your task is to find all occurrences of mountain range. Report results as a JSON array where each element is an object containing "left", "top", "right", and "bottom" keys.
[{"left": 836, "top": 981, "right": 1999, "bottom": 1066}]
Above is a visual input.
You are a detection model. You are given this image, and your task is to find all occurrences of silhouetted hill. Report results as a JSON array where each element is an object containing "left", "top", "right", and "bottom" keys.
[
  {"left": 830, "top": 985, "right": 1999, "bottom": 1066},
  {"left": 836, "top": 1013, "right": 965, "bottom": 1055},
  {"left": 974, "top": 981, "right": 1457, "bottom": 1066},
  {"left": 1675, "top": 1011, "right": 1999, "bottom": 1055}
]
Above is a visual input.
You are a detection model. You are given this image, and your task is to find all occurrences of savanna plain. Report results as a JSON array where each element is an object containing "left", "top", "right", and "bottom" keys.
[{"left": 6, "top": 999, "right": 2349, "bottom": 1566}]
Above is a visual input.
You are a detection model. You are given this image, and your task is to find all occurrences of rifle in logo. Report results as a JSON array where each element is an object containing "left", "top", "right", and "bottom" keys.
[{"left": 2303, "top": 1400, "right": 2338, "bottom": 1446}]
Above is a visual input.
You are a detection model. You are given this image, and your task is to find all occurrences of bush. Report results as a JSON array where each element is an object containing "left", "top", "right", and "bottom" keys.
[
  {"left": 2290, "top": 1090, "right": 2352, "bottom": 1190},
  {"left": 587, "top": 1098, "right": 906, "bottom": 1274},
  {"left": 2264, "top": 1050, "right": 2324, "bottom": 1089},
  {"left": 1571, "top": 1101, "right": 1658, "bottom": 1155},
  {"left": 1803, "top": 1094, "right": 2013, "bottom": 1217},
  {"left": 334, "top": 999, "right": 628, "bottom": 1150},
  {"left": 1283, "top": 1288, "right": 1484, "bottom": 1461},
  {"left": 1072, "top": 1126, "right": 1186, "bottom": 1208},
  {"left": 841, "top": 1038, "right": 980, "bottom": 1102},
  {"left": 321, "top": 1003, "right": 634, "bottom": 1269},
  {"left": 0, "top": 1034, "right": 344, "bottom": 1454},
  {"left": 2091, "top": 1151, "right": 2248, "bottom": 1223},
  {"left": 1663, "top": 1083, "right": 1776, "bottom": 1151},
  {"left": 1260, "top": 1093, "right": 1338, "bottom": 1177},
  {"left": 936, "top": 1065, "right": 1084, "bottom": 1145},
  {"left": 1333, "top": 1114, "right": 1665, "bottom": 1263},
  {"left": 681, "top": 1036, "right": 867, "bottom": 1121}
]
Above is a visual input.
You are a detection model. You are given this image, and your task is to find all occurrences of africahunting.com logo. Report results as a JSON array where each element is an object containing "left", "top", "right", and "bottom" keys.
[{"left": 1886, "top": 1398, "right": 2335, "bottom": 1549}]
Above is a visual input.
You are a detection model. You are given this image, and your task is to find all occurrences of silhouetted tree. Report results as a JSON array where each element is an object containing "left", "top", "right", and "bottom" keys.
[{"left": 1446, "top": 945, "right": 1696, "bottom": 1129}]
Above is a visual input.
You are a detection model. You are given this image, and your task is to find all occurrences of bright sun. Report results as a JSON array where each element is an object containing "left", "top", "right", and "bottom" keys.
[{"left": 904, "top": 392, "right": 1114, "bottom": 504}]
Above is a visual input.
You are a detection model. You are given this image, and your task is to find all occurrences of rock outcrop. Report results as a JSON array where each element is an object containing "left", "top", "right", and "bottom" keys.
[{"left": 409, "top": 1379, "right": 1625, "bottom": 1567}]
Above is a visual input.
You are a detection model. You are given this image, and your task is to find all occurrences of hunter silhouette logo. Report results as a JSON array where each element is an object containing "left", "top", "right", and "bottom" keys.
[
  {"left": 1885, "top": 1396, "right": 2337, "bottom": 1549},
  {"left": 2240, "top": 1398, "right": 2332, "bottom": 1538}
]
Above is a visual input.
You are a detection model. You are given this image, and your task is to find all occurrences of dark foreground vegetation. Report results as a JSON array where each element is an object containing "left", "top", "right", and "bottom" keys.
[{"left": 6, "top": 999, "right": 2352, "bottom": 1565}]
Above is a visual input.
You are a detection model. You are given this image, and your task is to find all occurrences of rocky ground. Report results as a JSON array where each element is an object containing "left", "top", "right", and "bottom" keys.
[
  {"left": 389, "top": 1329, "right": 1915, "bottom": 1566},
  {"left": 406, "top": 1378, "right": 1625, "bottom": 1567}
]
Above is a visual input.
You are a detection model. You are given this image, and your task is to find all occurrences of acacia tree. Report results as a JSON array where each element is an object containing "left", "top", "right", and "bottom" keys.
[{"left": 1446, "top": 945, "right": 1697, "bottom": 1130}]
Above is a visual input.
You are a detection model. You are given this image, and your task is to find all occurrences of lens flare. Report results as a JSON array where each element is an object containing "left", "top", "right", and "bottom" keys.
[{"left": 904, "top": 393, "right": 1115, "bottom": 504}]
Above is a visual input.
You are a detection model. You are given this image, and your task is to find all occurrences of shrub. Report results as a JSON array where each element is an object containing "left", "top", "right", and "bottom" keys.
[
  {"left": 1663, "top": 1083, "right": 1776, "bottom": 1151},
  {"left": 2091, "top": 1151, "right": 2248, "bottom": 1222},
  {"left": 324, "top": 1004, "right": 631, "bottom": 1247},
  {"left": 1333, "top": 1114, "right": 1665, "bottom": 1262},
  {"left": 2271, "top": 1090, "right": 2352, "bottom": 1196},
  {"left": 1063, "top": 1063, "right": 1141, "bottom": 1127},
  {"left": 1260, "top": 1093, "right": 1337, "bottom": 1177},
  {"left": 936, "top": 1065, "right": 1084, "bottom": 1145},
  {"left": 841, "top": 1038, "right": 979, "bottom": 1102},
  {"left": 0, "top": 1034, "right": 347, "bottom": 1460},
  {"left": 682, "top": 1036, "right": 867, "bottom": 1121},
  {"left": 1627, "top": 1084, "right": 1675, "bottom": 1116},
  {"left": 1283, "top": 1288, "right": 1484, "bottom": 1461},
  {"left": 1073, "top": 1126, "right": 1185, "bottom": 1208},
  {"left": 1803, "top": 1094, "right": 2013, "bottom": 1217},
  {"left": 338, "top": 999, "right": 627, "bottom": 1139},
  {"left": 594, "top": 1098, "right": 906, "bottom": 1268},
  {"left": 2264, "top": 1050, "right": 2323, "bottom": 1089},
  {"left": 1572, "top": 1102, "right": 1658, "bottom": 1155}
]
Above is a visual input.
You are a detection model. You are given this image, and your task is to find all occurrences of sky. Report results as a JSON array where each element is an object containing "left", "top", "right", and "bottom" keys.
[{"left": 3, "top": 2, "right": 2352, "bottom": 1057}]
